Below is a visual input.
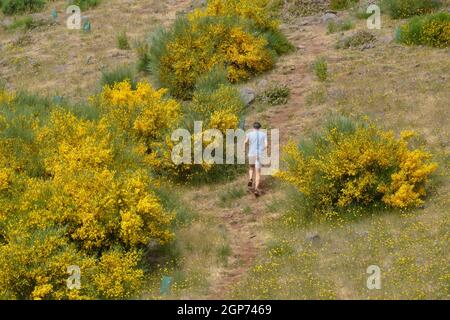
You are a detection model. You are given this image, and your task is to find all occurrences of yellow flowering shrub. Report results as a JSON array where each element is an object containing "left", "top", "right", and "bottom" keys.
[
  {"left": 0, "top": 89, "right": 175, "bottom": 299},
  {"left": 277, "top": 117, "right": 437, "bottom": 220},
  {"left": 149, "top": 15, "right": 274, "bottom": 99},
  {"left": 96, "top": 80, "right": 181, "bottom": 140},
  {"left": 0, "top": 89, "right": 15, "bottom": 105},
  {"left": 397, "top": 12, "right": 450, "bottom": 48},
  {"left": 383, "top": 0, "right": 442, "bottom": 19},
  {"left": 209, "top": 109, "right": 239, "bottom": 132},
  {"left": 0, "top": 168, "right": 12, "bottom": 192},
  {"left": 143, "top": 81, "right": 244, "bottom": 181},
  {"left": 189, "top": 0, "right": 280, "bottom": 30},
  {"left": 191, "top": 83, "right": 244, "bottom": 118},
  {"left": 92, "top": 250, "right": 145, "bottom": 299}
]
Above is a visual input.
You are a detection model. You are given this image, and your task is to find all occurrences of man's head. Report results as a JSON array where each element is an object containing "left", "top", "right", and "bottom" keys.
[{"left": 253, "top": 122, "right": 262, "bottom": 130}]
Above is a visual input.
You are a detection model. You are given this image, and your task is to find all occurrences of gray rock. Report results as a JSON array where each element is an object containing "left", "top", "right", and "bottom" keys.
[
  {"left": 282, "top": 65, "right": 296, "bottom": 74},
  {"left": 356, "top": 230, "right": 369, "bottom": 238},
  {"left": 305, "top": 233, "right": 320, "bottom": 244},
  {"left": 381, "top": 35, "right": 394, "bottom": 44},
  {"left": 257, "top": 79, "right": 268, "bottom": 88},
  {"left": 240, "top": 87, "right": 256, "bottom": 106},
  {"left": 1, "top": 17, "right": 13, "bottom": 28},
  {"left": 86, "top": 55, "right": 94, "bottom": 65},
  {"left": 53, "top": 64, "right": 68, "bottom": 74},
  {"left": 147, "top": 239, "right": 159, "bottom": 251},
  {"left": 361, "top": 43, "right": 375, "bottom": 50},
  {"left": 321, "top": 13, "right": 338, "bottom": 24}
]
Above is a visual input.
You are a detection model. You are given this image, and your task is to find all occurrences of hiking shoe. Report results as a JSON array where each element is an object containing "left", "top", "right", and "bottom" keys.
[
  {"left": 248, "top": 180, "right": 253, "bottom": 187},
  {"left": 254, "top": 189, "right": 261, "bottom": 197}
]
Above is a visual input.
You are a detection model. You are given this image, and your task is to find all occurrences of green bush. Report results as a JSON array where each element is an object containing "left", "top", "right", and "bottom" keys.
[
  {"left": 135, "top": 40, "right": 151, "bottom": 73},
  {"left": 327, "top": 19, "right": 354, "bottom": 34},
  {"left": 305, "top": 87, "right": 327, "bottom": 106},
  {"left": 0, "top": 86, "right": 180, "bottom": 299},
  {"left": 382, "top": 0, "right": 442, "bottom": 19},
  {"left": 286, "top": 0, "right": 330, "bottom": 17},
  {"left": 218, "top": 186, "right": 245, "bottom": 207},
  {"left": 100, "top": 65, "right": 137, "bottom": 89},
  {"left": 143, "top": 1, "right": 292, "bottom": 99},
  {"left": 329, "top": 0, "right": 358, "bottom": 10},
  {"left": 1, "top": 0, "right": 46, "bottom": 15},
  {"left": 146, "top": 15, "right": 281, "bottom": 99},
  {"left": 117, "top": 31, "right": 130, "bottom": 50},
  {"left": 194, "top": 66, "right": 230, "bottom": 94},
  {"left": 336, "top": 30, "right": 376, "bottom": 49},
  {"left": 396, "top": 12, "right": 450, "bottom": 48},
  {"left": 354, "top": 9, "right": 373, "bottom": 20},
  {"left": 312, "top": 57, "right": 328, "bottom": 81},
  {"left": 4, "top": 16, "right": 32, "bottom": 31},
  {"left": 259, "top": 85, "right": 291, "bottom": 105},
  {"left": 69, "top": 0, "right": 101, "bottom": 11},
  {"left": 277, "top": 116, "right": 437, "bottom": 221},
  {"left": 264, "top": 28, "right": 295, "bottom": 55}
]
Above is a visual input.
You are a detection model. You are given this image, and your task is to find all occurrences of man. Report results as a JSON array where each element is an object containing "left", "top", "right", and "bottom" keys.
[{"left": 244, "top": 122, "right": 268, "bottom": 196}]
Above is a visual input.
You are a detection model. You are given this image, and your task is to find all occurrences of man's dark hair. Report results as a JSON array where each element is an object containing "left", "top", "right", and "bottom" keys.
[{"left": 253, "top": 122, "right": 262, "bottom": 129}]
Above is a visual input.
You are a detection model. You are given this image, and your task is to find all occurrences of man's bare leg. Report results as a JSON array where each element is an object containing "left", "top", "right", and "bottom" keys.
[
  {"left": 248, "top": 166, "right": 254, "bottom": 187},
  {"left": 255, "top": 168, "right": 261, "bottom": 191}
]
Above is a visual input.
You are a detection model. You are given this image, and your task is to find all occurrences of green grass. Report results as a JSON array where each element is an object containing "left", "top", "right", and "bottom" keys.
[
  {"left": 285, "top": 0, "right": 329, "bottom": 17},
  {"left": 312, "top": 57, "right": 328, "bottom": 81},
  {"left": 1, "top": 0, "right": 46, "bottom": 15},
  {"left": 135, "top": 39, "right": 151, "bottom": 73},
  {"left": 306, "top": 87, "right": 327, "bottom": 106},
  {"left": 218, "top": 186, "right": 246, "bottom": 207},
  {"left": 218, "top": 243, "right": 232, "bottom": 265},
  {"left": 327, "top": 19, "right": 354, "bottom": 34},
  {"left": 329, "top": 0, "right": 359, "bottom": 10},
  {"left": 354, "top": 10, "right": 373, "bottom": 20},
  {"left": 69, "top": 0, "right": 101, "bottom": 11},
  {"left": 258, "top": 85, "right": 291, "bottom": 105},
  {"left": 3, "top": 16, "right": 48, "bottom": 31},
  {"left": 336, "top": 30, "right": 376, "bottom": 49},
  {"left": 100, "top": 65, "right": 137, "bottom": 89},
  {"left": 232, "top": 207, "right": 449, "bottom": 299},
  {"left": 117, "top": 31, "right": 131, "bottom": 50}
]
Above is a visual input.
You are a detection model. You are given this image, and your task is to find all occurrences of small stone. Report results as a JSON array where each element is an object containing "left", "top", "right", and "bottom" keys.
[
  {"left": 382, "top": 35, "right": 394, "bottom": 44},
  {"left": 86, "top": 55, "right": 94, "bottom": 65},
  {"left": 321, "top": 13, "right": 338, "bottom": 24},
  {"left": 257, "top": 79, "right": 268, "bottom": 88},
  {"left": 240, "top": 87, "right": 256, "bottom": 106},
  {"left": 1, "top": 17, "right": 13, "bottom": 28},
  {"left": 297, "top": 44, "right": 306, "bottom": 50},
  {"left": 281, "top": 65, "right": 295, "bottom": 74},
  {"left": 356, "top": 230, "right": 369, "bottom": 238},
  {"left": 147, "top": 239, "right": 159, "bottom": 251},
  {"left": 305, "top": 233, "right": 320, "bottom": 244}
]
